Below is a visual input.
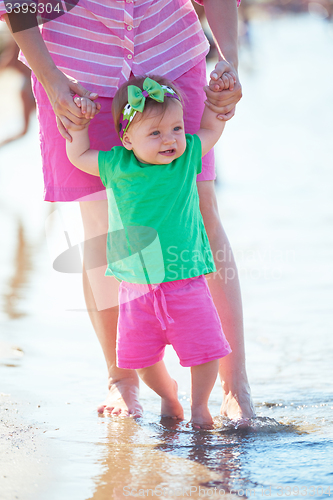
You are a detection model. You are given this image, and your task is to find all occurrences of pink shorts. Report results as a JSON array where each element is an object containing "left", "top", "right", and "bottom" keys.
[
  {"left": 116, "top": 275, "right": 231, "bottom": 370},
  {"left": 32, "top": 58, "right": 216, "bottom": 202}
]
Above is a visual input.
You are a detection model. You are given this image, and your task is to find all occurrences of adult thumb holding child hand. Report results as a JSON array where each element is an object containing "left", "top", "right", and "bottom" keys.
[
  {"left": 205, "top": 60, "right": 242, "bottom": 121},
  {"left": 43, "top": 70, "right": 101, "bottom": 141}
]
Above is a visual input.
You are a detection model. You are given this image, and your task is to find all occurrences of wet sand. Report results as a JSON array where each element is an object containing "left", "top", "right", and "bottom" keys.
[
  {"left": 0, "top": 392, "right": 51, "bottom": 500},
  {"left": 1, "top": 13, "right": 333, "bottom": 500}
]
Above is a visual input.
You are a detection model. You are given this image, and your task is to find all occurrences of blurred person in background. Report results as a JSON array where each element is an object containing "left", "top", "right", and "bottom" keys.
[
  {"left": 0, "top": 36, "right": 35, "bottom": 147},
  {"left": 1, "top": 0, "right": 255, "bottom": 422}
]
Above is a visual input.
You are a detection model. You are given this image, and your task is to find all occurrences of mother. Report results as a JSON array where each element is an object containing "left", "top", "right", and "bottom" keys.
[{"left": 2, "top": 0, "right": 254, "bottom": 421}]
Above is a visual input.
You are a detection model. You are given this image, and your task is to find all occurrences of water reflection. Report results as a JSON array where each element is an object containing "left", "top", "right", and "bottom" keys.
[
  {"left": 156, "top": 422, "right": 254, "bottom": 496},
  {"left": 89, "top": 415, "right": 301, "bottom": 499},
  {"left": 3, "top": 219, "right": 32, "bottom": 319},
  {"left": 88, "top": 417, "right": 239, "bottom": 500}
]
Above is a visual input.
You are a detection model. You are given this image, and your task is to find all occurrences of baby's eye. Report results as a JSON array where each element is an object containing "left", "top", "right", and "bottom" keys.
[
  {"left": 151, "top": 131, "right": 160, "bottom": 136},
  {"left": 174, "top": 126, "right": 182, "bottom": 131}
]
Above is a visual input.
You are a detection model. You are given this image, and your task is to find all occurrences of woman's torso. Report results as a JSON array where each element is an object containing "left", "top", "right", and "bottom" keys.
[{"left": 21, "top": 0, "right": 209, "bottom": 96}]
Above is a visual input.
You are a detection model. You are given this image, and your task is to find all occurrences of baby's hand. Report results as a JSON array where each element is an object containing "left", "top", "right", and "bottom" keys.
[
  {"left": 209, "top": 71, "right": 237, "bottom": 92},
  {"left": 73, "top": 95, "right": 101, "bottom": 120}
]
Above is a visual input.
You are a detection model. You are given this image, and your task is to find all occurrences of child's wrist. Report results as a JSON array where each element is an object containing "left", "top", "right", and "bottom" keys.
[{"left": 70, "top": 123, "right": 90, "bottom": 137}]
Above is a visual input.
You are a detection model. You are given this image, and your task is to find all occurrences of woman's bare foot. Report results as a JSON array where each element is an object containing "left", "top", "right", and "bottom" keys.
[
  {"left": 97, "top": 378, "right": 143, "bottom": 417},
  {"left": 220, "top": 381, "right": 255, "bottom": 421},
  {"left": 190, "top": 404, "right": 214, "bottom": 430},
  {"left": 161, "top": 380, "right": 184, "bottom": 420}
]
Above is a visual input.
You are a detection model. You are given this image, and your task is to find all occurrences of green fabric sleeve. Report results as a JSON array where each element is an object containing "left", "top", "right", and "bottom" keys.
[
  {"left": 192, "top": 134, "right": 203, "bottom": 175},
  {"left": 98, "top": 149, "right": 115, "bottom": 187}
]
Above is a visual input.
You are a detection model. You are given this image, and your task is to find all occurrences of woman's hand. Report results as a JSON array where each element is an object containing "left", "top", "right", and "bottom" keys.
[
  {"left": 41, "top": 68, "right": 101, "bottom": 141},
  {"left": 3, "top": 18, "right": 100, "bottom": 140},
  {"left": 204, "top": 60, "right": 242, "bottom": 121}
]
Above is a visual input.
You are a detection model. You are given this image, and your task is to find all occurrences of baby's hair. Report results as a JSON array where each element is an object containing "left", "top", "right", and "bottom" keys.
[{"left": 112, "top": 75, "right": 183, "bottom": 139}]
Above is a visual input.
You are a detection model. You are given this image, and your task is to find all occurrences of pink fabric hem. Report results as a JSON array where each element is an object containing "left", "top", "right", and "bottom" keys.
[
  {"left": 44, "top": 186, "right": 107, "bottom": 203},
  {"left": 179, "top": 350, "right": 232, "bottom": 368},
  {"left": 117, "top": 349, "right": 231, "bottom": 370},
  {"left": 117, "top": 352, "right": 165, "bottom": 370}
]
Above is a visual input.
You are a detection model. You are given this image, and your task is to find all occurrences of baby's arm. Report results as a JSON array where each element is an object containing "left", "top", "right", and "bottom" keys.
[
  {"left": 196, "top": 83, "right": 229, "bottom": 157},
  {"left": 66, "top": 97, "right": 100, "bottom": 176}
]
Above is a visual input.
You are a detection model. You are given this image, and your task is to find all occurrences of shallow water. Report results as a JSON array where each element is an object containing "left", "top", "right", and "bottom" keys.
[{"left": 1, "top": 13, "right": 333, "bottom": 500}]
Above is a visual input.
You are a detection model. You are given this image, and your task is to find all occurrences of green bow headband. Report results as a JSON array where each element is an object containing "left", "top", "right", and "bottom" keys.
[{"left": 119, "top": 77, "right": 180, "bottom": 140}]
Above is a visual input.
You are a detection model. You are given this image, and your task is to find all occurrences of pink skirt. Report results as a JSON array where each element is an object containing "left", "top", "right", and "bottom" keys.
[
  {"left": 116, "top": 276, "right": 231, "bottom": 369},
  {"left": 32, "top": 58, "right": 216, "bottom": 202}
]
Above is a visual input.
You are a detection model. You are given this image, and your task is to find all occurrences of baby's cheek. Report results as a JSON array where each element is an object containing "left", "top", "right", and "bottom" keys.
[{"left": 180, "top": 140, "right": 187, "bottom": 157}]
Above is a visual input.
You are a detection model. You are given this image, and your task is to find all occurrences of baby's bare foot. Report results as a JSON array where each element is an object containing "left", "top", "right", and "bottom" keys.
[
  {"left": 161, "top": 380, "right": 184, "bottom": 420},
  {"left": 97, "top": 378, "right": 143, "bottom": 417},
  {"left": 190, "top": 405, "right": 214, "bottom": 430}
]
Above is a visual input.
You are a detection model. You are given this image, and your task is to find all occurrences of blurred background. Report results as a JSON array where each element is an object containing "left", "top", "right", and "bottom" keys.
[{"left": 1, "top": 2, "right": 333, "bottom": 500}]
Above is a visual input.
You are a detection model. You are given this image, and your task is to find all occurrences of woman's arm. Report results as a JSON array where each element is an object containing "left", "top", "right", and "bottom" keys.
[
  {"left": 203, "top": 0, "right": 238, "bottom": 70},
  {"left": 202, "top": 0, "right": 242, "bottom": 120},
  {"left": 4, "top": 12, "right": 100, "bottom": 140}
]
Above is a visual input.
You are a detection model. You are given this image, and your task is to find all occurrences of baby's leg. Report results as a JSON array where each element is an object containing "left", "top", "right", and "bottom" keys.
[
  {"left": 190, "top": 360, "right": 219, "bottom": 428},
  {"left": 137, "top": 361, "right": 184, "bottom": 420}
]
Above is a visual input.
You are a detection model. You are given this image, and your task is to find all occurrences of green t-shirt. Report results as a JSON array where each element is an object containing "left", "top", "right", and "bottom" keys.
[{"left": 98, "top": 133, "right": 216, "bottom": 284}]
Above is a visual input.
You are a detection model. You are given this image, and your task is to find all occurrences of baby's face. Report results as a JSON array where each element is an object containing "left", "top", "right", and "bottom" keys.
[{"left": 122, "top": 99, "right": 186, "bottom": 165}]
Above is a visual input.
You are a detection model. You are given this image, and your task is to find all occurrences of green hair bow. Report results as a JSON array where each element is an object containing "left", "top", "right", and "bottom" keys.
[
  {"left": 119, "top": 77, "right": 180, "bottom": 140},
  {"left": 128, "top": 77, "right": 165, "bottom": 112}
]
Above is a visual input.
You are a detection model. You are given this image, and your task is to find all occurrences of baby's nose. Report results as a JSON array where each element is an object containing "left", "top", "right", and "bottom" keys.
[{"left": 163, "top": 133, "right": 176, "bottom": 144}]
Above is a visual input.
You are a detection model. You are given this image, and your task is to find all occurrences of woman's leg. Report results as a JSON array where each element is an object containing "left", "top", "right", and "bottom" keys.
[
  {"left": 197, "top": 180, "right": 255, "bottom": 420},
  {"left": 80, "top": 199, "right": 142, "bottom": 416}
]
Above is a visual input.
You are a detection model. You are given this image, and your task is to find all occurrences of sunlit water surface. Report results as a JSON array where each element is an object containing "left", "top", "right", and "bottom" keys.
[{"left": 0, "top": 14, "right": 332, "bottom": 500}]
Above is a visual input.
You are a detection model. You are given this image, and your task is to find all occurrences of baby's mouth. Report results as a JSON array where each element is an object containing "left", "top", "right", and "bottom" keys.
[{"left": 159, "top": 149, "right": 176, "bottom": 155}]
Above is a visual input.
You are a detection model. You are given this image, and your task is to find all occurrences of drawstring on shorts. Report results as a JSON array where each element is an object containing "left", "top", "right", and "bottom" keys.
[{"left": 151, "top": 285, "right": 174, "bottom": 330}]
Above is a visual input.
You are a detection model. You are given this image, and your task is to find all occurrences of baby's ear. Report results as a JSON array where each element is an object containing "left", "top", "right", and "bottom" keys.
[{"left": 122, "top": 133, "right": 133, "bottom": 150}]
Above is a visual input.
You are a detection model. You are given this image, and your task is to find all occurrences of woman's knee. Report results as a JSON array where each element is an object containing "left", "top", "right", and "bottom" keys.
[{"left": 80, "top": 199, "right": 109, "bottom": 238}]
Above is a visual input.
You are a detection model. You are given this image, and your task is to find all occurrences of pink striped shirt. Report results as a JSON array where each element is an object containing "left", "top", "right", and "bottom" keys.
[{"left": 0, "top": 0, "right": 213, "bottom": 97}]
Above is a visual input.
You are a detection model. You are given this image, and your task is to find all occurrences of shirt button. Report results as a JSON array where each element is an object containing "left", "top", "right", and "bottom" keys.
[
  {"left": 126, "top": 25, "right": 132, "bottom": 31},
  {"left": 127, "top": 54, "right": 133, "bottom": 59}
]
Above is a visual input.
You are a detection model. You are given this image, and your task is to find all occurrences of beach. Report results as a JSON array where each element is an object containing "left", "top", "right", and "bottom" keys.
[{"left": 1, "top": 13, "right": 333, "bottom": 500}]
